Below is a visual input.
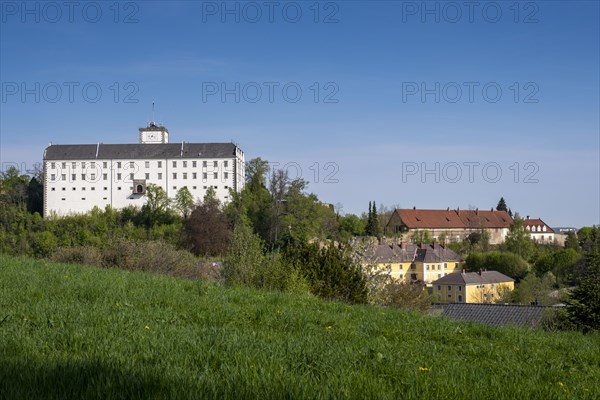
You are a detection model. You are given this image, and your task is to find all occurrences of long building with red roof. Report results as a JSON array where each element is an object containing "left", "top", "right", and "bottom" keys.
[{"left": 385, "top": 207, "right": 513, "bottom": 245}]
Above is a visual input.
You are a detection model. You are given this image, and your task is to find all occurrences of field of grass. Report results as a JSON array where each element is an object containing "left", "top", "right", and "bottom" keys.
[{"left": 1, "top": 255, "right": 599, "bottom": 399}]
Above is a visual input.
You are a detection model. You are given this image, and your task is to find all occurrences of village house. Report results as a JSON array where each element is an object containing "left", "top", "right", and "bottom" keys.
[
  {"left": 432, "top": 270, "right": 515, "bottom": 304},
  {"left": 363, "top": 242, "right": 464, "bottom": 284},
  {"left": 523, "top": 216, "right": 555, "bottom": 244},
  {"left": 385, "top": 207, "right": 513, "bottom": 245}
]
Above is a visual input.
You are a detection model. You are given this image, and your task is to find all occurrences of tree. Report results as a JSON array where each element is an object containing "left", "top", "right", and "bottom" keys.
[
  {"left": 27, "top": 177, "right": 43, "bottom": 215},
  {"left": 184, "top": 190, "right": 230, "bottom": 257},
  {"left": 0, "top": 166, "right": 30, "bottom": 208},
  {"left": 465, "top": 251, "right": 530, "bottom": 280},
  {"left": 174, "top": 187, "right": 194, "bottom": 219},
  {"left": 565, "top": 254, "right": 600, "bottom": 332},
  {"left": 564, "top": 231, "right": 579, "bottom": 250},
  {"left": 496, "top": 197, "right": 508, "bottom": 212},
  {"left": 503, "top": 216, "right": 535, "bottom": 261},
  {"left": 512, "top": 272, "right": 558, "bottom": 305}
]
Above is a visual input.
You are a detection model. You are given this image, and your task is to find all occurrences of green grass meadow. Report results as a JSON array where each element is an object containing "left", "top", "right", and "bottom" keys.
[{"left": 1, "top": 255, "right": 599, "bottom": 399}]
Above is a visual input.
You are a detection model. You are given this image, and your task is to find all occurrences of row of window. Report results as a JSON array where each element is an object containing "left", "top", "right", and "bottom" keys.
[
  {"left": 437, "top": 285, "right": 463, "bottom": 292},
  {"left": 49, "top": 172, "right": 230, "bottom": 182},
  {"left": 49, "top": 160, "right": 230, "bottom": 170},
  {"left": 51, "top": 185, "right": 228, "bottom": 192}
]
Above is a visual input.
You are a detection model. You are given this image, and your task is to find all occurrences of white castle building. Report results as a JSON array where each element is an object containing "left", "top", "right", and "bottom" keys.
[{"left": 43, "top": 122, "right": 245, "bottom": 217}]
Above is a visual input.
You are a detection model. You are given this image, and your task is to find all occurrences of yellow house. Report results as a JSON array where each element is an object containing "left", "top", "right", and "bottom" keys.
[
  {"left": 363, "top": 242, "right": 464, "bottom": 284},
  {"left": 432, "top": 270, "right": 515, "bottom": 304}
]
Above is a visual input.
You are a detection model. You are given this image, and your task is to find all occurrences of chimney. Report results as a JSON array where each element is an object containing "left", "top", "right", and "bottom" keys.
[
  {"left": 476, "top": 208, "right": 479, "bottom": 215},
  {"left": 491, "top": 208, "right": 493, "bottom": 212},
  {"left": 526, "top": 215, "right": 530, "bottom": 220},
  {"left": 478, "top": 269, "right": 483, "bottom": 276},
  {"left": 413, "top": 206, "right": 416, "bottom": 210},
  {"left": 400, "top": 242, "right": 406, "bottom": 250}
]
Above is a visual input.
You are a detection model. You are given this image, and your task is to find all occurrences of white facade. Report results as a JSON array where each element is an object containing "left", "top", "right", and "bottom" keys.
[{"left": 43, "top": 125, "right": 245, "bottom": 217}]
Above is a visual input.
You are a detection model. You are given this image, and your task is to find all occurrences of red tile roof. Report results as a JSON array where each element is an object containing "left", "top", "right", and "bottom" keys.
[
  {"left": 393, "top": 209, "right": 513, "bottom": 229},
  {"left": 524, "top": 218, "right": 554, "bottom": 233}
]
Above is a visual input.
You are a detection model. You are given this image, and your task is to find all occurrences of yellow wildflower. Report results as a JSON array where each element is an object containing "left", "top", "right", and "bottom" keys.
[
  {"left": 419, "top": 367, "right": 430, "bottom": 372},
  {"left": 144, "top": 325, "right": 150, "bottom": 330},
  {"left": 325, "top": 325, "right": 333, "bottom": 332}
]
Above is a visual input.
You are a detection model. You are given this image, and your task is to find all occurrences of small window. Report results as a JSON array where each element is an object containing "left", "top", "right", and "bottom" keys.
[
  {"left": 91, "top": 162, "right": 95, "bottom": 168},
  {"left": 458, "top": 286, "right": 462, "bottom": 292},
  {"left": 130, "top": 162, "right": 135, "bottom": 168},
  {"left": 203, "top": 161, "right": 207, "bottom": 167},
  {"left": 192, "top": 186, "right": 197, "bottom": 189},
  {"left": 82, "top": 187, "right": 86, "bottom": 191},
  {"left": 437, "top": 285, "right": 441, "bottom": 290},
  {"left": 183, "top": 161, "right": 187, "bottom": 168},
  {"left": 103, "top": 174, "right": 108, "bottom": 180},
  {"left": 173, "top": 186, "right": 177, "bottom": 190},
  {"left": 81, "top": 174, "right": 85, "bottom": 180},
  {"left": 183, "top": 173, "right": 188, "bottom": 179},
  {"left": 51, "top": 174, "right": 56, "bottom": 180},
  {"left": 455, "top": 263, "right": 459, "bottom": 268},
  {"left": 72, "top": 162, "right": 76, "bottom": 168},
  {"left": 173, "top": 173, "right": 177, "bottom": 179},
  {"left": 103, "top": 197, "right": 108, "bottom": 200},
  {"left": 158, "top": 173, "right": 163, "bottom": 179},
  {"left": 145, "top": 173, "right": 150, "bottom": 179},
  {"left": 91, "top": 174, "right": 96, "bottom": 180},
  {"left": 224, "top": 160, "right": 228, "bottom": 168},
  {"left": 213, "top": 172, "right": 218, "bottom": 179},
  {"left": 444, "top": 263, "right": 447, "bottom": 269},
  {"left": 61, "top": 162, "right": 66, "bottom": 169},
  {"left": 192, "top": 161, "right": 197, "bottom": 168},
  {"left": 61, "top": 198, "right": 66, "bottom": 201},
  {"left": 51, "top": 187, "right": 55, "bottom": 191},
  {"left": 117, "top": 173, "right": 122, "bottom": 180},
  {"left": 213, "top": 186, "right": 217, "bottom": 189},
  {"left": 72, "top": 187, "right": 76, "bottom": 191},
  {"left": 103, "top": 187, "right": 108, "bottom": 191},
  {"left": 458, "top": 295, "right": 462, "bottom": 302},
  {"left": 224, "top": 172, "right": 229, "bottom": 179},
  {"left": 91, "top": 187, "right": 95, "bottom": 191},
  {"left": 173, "top": 161, "right": 177, "bottom": 168},
  {"left": 81, "top": 198, "right": 86, "bottom": 200},
  {"left": 117, "top": 162, "right": 121, "bottom": 169},
  {"left": 192, "top": 172, "right": 197, "bottom": 179},
  {"left": 103, "top": 162, "right": 107, "bottom": 168},
  {"left": 51, "top": 162, "right": 56, "bottom": 169},
  {"left": 82, "top": 162, "right": 86, "bottom": 169},
  {"left": 145, "top": 161, "right": 150, "bottom": 168},
  {"left": 117, "top": 187, "right": 121, "bottom": 191},
  {"left": 61, "top": 187, "right": 66, "bottom": 191},
  {"left": 129, "top": 173, "right": 134, "bottom": 180},
  {"left": 158, "top": 161, "right": 162, "bottom": 168},
  {"left": 426, "top": 265, "right": 430, "bottom": 270},
  {"left": 203, "top": 186, "right": 207, "bottom": 189},
  {"left": 72, "top": 174, "right": 76, "bottom": 181},
  {"left": 448, "top": 286, "right": 452, "bottom": 291},
  {"left": 203, "top": 173, "right": 207, "bottom": 180},
  {"left": 448, "top": 294, "right": 452, "bottom": 298},
  {"left": 437, "top": 265, "right": 441, "bottom": 270},
  {"left": 213, "top": 161, "right": 218, "bottom": 167}
]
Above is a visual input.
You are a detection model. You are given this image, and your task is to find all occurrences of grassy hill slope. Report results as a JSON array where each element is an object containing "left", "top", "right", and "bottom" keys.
[{"left": 1, "top": 256, "right": 599, "bottom": 399}]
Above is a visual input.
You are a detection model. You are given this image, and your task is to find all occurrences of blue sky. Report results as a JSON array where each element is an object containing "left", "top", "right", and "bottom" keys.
[{"left": 1, "top": 0, "right": 598, "bottom": 227}]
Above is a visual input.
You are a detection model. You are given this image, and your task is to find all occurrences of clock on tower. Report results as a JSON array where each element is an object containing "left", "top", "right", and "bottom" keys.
[{"left": 139, "top": 122, "right": 169, "bottom": 144}]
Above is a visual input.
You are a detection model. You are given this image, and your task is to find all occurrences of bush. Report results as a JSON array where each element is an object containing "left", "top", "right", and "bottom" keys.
[
  {"left": 378, "top": 281, "right": 431, "bottom": 312},
  {"left": 50, "top": 246, "right": 102, "bottom": 266},
  {"left": 285, "top": 242, "right": 368, "bottom": 304}
]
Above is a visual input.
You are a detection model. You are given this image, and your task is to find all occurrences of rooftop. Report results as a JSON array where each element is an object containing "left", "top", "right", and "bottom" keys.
[
  {"left": 391, "top": 208, "right": 513, "bottom": 229},
  {"left": 432, "top": 270, "right": 514, "bottom": 285},
  {"left": 44, "top": 143, "right": 239, "bottom": 160}
]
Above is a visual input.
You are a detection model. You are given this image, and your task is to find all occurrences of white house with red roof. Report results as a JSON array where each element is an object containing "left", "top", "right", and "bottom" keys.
[{"left": 524, "top": 216, "right": 555, "bottom": 243}]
